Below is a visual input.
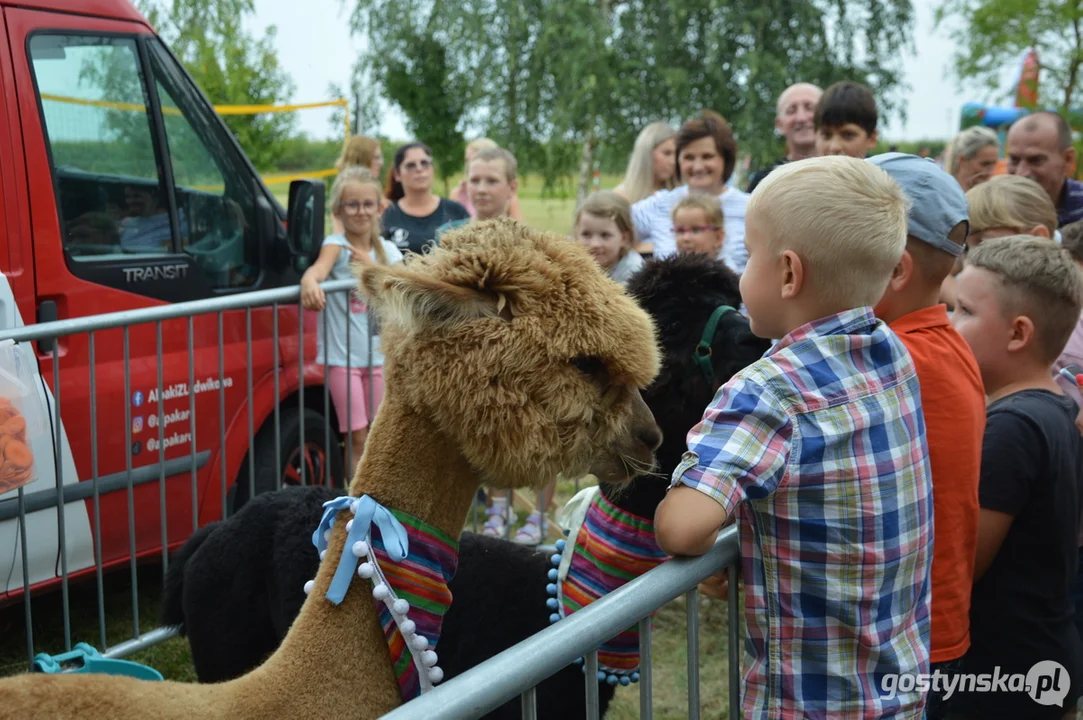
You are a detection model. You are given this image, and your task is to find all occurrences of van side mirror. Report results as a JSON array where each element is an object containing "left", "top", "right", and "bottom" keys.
[{"left": 286, "top": 179, "right": 326, "bottom": 271}]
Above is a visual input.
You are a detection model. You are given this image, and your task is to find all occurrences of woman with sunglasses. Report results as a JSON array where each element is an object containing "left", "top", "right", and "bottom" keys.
[{"left": 381, "top": 142, "right": 470, "bottom": 256}]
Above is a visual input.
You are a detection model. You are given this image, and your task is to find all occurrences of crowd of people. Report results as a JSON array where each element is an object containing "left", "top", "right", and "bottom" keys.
[{"left": 301, "top": 80, "right": 1083, "bottom": 718}]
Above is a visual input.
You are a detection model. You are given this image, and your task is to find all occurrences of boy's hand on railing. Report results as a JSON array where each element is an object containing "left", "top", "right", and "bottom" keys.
[
  {"left": 698, "top": 567, "right": 739, "bottom": 601},
  {"left": 300, "top": 279, "right": 326, "bottom": 312}
]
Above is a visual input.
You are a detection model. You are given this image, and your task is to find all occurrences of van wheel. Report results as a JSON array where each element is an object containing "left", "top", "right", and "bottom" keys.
[{"left": 230, "top": 407, "right": 344, "bottom": 513}]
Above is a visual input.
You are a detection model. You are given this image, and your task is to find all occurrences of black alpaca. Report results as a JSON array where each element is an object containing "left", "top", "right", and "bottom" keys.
[{"left": 161, "top": 253, "right": 769, "bottom": 718}]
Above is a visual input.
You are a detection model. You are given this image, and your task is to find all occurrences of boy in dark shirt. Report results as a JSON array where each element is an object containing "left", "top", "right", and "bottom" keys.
[{"left": 949, "top": 235, "right": 1083, "bottom": 718}]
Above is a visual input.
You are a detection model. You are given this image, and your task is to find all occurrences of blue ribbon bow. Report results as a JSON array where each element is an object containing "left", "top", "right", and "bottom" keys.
[{"left": 312, "top": 495, "right": 410, "bottom": 605}]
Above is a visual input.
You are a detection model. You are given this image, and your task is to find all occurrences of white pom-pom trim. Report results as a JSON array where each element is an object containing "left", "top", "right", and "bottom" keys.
[
  {"left": 400, "top": 619, "right": 416, "bottom": 635},
  {"left": 428, "top": 667, "right": 444, "bottom": 684},
  {"left": 303, "top": 580, "right": 314, "bottom": 596},
  {"left": 421, "top": 650, "right": 438, "bottom": 667},
  {"left": 410, "top": 634, "right": 429, "bottom": 651},
  {"left": 319, "top": 550, "right": 326, "bottom": 561},
  {"left": 392, "top": 598, "right": 410, "bottom": 615},
  {"left": 372, "top": 583, "right": 391, "bottom": 600},
  {"left": 346, "top": 519, "right": 354, "bottom": 533},
  {"left": 352, "top": 540, "right": 369, "bottom": 557},
  {"left": 358, "top": 563, "right": 374, "bottom": 579}
]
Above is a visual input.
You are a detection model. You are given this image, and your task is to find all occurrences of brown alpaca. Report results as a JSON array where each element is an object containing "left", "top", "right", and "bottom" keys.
[{"left": 0, "top": 219, "right": 662, "bottom": 719}]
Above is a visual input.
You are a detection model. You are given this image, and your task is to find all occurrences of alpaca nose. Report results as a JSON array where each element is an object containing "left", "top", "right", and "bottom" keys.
[{"left": 639, "top": 423, "right": 663, "bottom": 452}]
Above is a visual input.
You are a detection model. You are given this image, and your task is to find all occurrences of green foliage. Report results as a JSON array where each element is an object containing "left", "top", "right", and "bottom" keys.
[
  {"left": 137, "top": 0, "right": 297, "bottom": 171},
  {"left": 377, "top": 32, "right": 467, "bottom": 193},
  {"left": 349, "top": 0, "right": 915, "bottom": 192},
  {"left": 935, "top": 0, "right": 1083, "bottom": 109}
]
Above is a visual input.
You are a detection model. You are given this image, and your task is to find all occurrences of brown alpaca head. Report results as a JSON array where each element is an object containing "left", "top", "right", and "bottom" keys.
[{"left": 358, "top": 218, "right": 663, "bottom": 489}]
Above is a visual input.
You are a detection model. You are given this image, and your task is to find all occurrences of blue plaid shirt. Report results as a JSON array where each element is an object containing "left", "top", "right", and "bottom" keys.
[{"left": 672, "top": 307, "right": 933, "bottom": 719}]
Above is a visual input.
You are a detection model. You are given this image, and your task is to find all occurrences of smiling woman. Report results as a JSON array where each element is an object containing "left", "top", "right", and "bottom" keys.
[
  {"left": 630, "top": 111, "right": 751, "bottom": 274},
  {"left": 381, "top": 142, "right": 470, "bottom": 256}
]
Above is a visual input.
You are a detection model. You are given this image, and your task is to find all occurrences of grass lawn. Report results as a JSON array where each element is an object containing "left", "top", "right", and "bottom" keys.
[{"left": 270, "top": 172, "right": 623, "bottom": 237}]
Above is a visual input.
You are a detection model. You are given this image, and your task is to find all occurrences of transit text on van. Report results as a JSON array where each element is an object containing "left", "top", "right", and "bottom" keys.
[{"left": 123, "top": 264, "right": 188, "bottom": 283}]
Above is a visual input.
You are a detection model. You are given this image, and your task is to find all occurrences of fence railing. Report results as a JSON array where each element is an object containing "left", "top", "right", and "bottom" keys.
[
  {"left": 0, "top": 275, "right": 746, "bottom": 717},
  {"left": 0, "top": 276, "right": 569, "bottom": 671},
  {"left": 0, "top": 278, "right": 361, "bottom": 667},
  {"left": 381, "top": 526, "right": 743, "bottom": 720}
]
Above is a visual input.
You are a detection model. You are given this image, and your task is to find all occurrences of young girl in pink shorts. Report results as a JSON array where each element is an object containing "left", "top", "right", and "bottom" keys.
[{"left": 300, "top": 167, "right": 403, "bottom": 478}]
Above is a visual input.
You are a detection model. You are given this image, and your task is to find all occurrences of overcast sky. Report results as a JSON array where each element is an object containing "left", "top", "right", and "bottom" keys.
[{"left": 253, "top": 0, "right": 1006, "bottom": 143}]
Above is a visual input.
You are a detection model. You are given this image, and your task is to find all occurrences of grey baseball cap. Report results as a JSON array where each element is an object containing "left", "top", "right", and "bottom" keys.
[{"left": 866, "top": 152, "right": 969, "bottom": 257}]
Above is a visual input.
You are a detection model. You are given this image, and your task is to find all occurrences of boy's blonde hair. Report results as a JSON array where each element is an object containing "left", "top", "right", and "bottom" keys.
[
  {"left": 469, "top": 147, "right": 518, "bottom": 183},
  {"left": 966, "top": 235, "right": 1083, "bottom": 363},
  {"left": 329, "top": 167, "right": 390, "bottom": 265},
  {"left": 574, "top": 191, "right": 637, "bottom": 248},
  {"left": 466, "top": 137, "right": 499, "bottom": 156},
  {"left": 747, "top": 155, "right": 909, "bottom": 307},
  {"left": 966, "top": 175, "right": 1058, "bottom": 236},
  {"left": 671, "top": 192, "right": 724, "bottom": 227}
]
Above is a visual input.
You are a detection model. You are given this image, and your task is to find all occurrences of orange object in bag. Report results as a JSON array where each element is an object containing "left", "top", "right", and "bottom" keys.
[{"left": 0, "top": 340, "right": 43, "bottom": 495}]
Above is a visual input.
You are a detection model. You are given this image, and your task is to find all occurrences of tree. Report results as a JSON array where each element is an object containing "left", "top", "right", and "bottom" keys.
[
  {"left": 348, "top": 3, "right": 470, "bottom": 195},
  {"left": 138, "top": 0, "right": 297, "bottom": 170},
  {"left": 377, "top": 32, "right": 468, "bottom": 194},
  {"left": 348, "top": 0, "right": 915, "bottom": 191},
  {"left": 935, "top": 0, "right": 1083, "bottom": 110}
]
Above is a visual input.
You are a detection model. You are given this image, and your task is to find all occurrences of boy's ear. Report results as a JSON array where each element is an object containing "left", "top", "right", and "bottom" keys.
[
  {"left": 1006, "top": 314, "right": 1037, "bottom": 355},
  {"left": 866, "top": 130, "right": 879, "bottom": 151},
  {"left": 357, "top": 263, "right": 511, "bottom": 333},
  {"left": 510, "top": 178, "right": 520, "bottom": 194},
  {"left": 780, "top": 249, "right": 804, "bottom": 300},
  {"left": 1030, "top": 224, "right": 1052, "bottom": 239},
  {"left": 887, "top": 250, "right": 914, "bottom": 292}
]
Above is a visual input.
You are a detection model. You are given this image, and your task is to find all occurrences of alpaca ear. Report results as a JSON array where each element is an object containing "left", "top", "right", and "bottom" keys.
[{"left": 358, "top": 264, "right": 508, "bottom": 332}]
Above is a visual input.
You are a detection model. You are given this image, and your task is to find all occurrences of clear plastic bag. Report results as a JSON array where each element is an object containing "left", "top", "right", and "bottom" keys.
[{"left": 0, "top": 339, "right": 45, "bottom": 494}]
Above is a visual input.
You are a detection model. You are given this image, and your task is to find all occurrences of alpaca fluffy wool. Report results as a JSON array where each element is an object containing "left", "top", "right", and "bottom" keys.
[
  {"left": 0, "top": 220, "right": 663, "bottom": 720},
  {"left": 159, "top": 253, "right": 769, "bottom": 720}
]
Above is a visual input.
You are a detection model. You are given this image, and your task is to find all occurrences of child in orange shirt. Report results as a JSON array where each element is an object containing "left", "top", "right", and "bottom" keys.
[{"left": 867, "top": 153, "right": 986, "bottom": 719}]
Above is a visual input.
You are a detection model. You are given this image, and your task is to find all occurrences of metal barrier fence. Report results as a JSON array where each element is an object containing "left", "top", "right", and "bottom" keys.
[
  {"left": 382, "top": 526, "right": 743, "bottom": 720},
  {"left": 0, "top": 277, "right": 568, "bottom": 670},
  {"left": 0, "top": 274, "right": 744, "bottom": 718},
  {"left": 0, "top": 278, "right": 369, "bottom": 667}
]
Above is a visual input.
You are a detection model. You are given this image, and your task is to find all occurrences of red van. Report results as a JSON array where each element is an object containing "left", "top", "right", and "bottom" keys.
[{"left": 0, "top": 0, "right": 337, "bottom": 602}]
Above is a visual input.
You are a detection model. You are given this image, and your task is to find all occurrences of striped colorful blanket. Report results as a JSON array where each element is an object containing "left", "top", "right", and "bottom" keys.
[
  {"left": 372, "top": 509, "right": 458, "bottom": 701},
  {"left": 559, "top": 491, "right": 669, "bottom": 675}
]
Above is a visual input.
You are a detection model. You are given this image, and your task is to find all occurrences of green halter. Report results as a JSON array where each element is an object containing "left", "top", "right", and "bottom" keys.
[{"left": 694, "top": 305, "right": 737, "bottom": 387}]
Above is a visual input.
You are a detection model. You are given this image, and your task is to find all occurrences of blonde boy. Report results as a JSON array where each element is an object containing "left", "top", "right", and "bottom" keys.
[
  {"left": 436, "top": 147, "right": 519, "bottom": 239},
  {"left": 949, "top": 237, "right": 1083, "bottom": 719},
  {"left": 671, "top": 193, "right": 725, "bottom": 257},
  {"left": 655, "top": 155, "right": 934, "bottom": 718}
]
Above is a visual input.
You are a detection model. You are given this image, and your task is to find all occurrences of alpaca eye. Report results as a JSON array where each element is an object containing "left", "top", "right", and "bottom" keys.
[{"left": 569, "top": 355, "right": 606, "bottom": 377}]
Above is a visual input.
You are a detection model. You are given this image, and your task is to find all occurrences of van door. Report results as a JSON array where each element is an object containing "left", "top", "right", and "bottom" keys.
[
  {"left": 7, "top": 5, "right": 294, "bottom": 594},
  {"left": 0, "top": 7, "right": 83, "bottom": 597}
]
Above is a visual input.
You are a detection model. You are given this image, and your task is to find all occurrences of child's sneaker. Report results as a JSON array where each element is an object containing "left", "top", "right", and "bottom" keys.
[
  {"left": 513, "top": 512, "right": 545, "bottom": 545},
  {"left": 482, "top": 503, "right": 517, "bottom": 538}
]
